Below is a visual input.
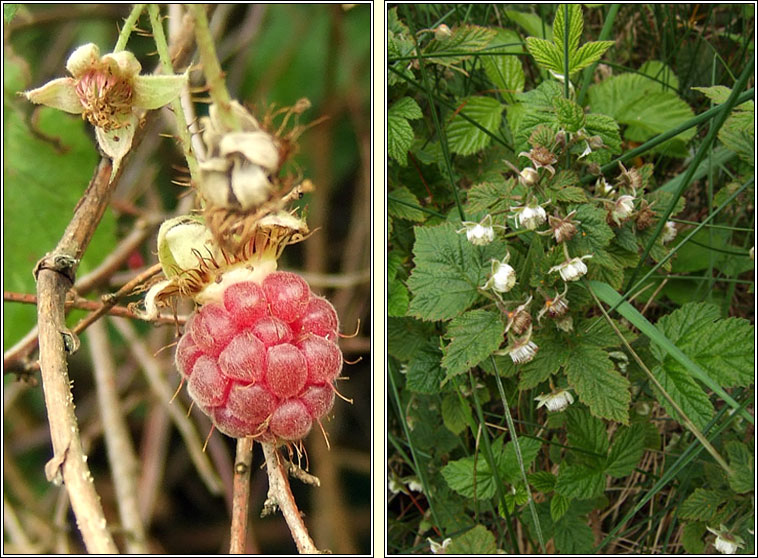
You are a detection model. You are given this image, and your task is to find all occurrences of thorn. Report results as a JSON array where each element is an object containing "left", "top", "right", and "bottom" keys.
[{"left": 202, "top": 424, "right": 215, "bottom": 452}]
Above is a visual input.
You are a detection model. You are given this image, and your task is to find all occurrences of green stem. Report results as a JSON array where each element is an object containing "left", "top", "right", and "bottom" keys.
[
  {"left": 113, "top": 4, "right": 146, "bottom": 52},
  {"left": 188, "top": 4, "right": 240, "bottom": 131},
  {"left": 147, "top": 4, "right": 200, "bottom": 182}
]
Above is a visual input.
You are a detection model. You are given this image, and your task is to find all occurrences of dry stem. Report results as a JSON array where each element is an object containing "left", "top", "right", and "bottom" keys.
[
  {"left": 229, "top": 437, "right": 255, "bottom": 553},
  {"left": 261, "top": 442, "right": 320, "bottom": 554}
]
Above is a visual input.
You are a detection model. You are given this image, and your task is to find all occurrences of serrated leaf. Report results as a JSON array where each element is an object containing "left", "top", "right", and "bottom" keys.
[
  {"left": 525, "top": 36, "right": 563, "bottom": 73},
  {"left": 446, "top": 96, "right": 504, "bottom": 156},
  {"left": 584, "top": 112, "right": 622, "bottom": 155},
  {"left": 389, "top": 96, "right": 422, "bottom": 119},
  {"left": 567, "top": 203, "right": 614, "bottom": 262},
  {"left": 550, "top": 492, "right": 570, "bottom": 521},
  {"left": 605, "top": 423, "right": 646, "bottom": 477},
  {"left": 555, "top": 464, "right": 605, "bottom": 500},
  {"left": 553, "top": 508, "right": 595, "bottom": 554},
  {"left": 566, "top": 407, "right": 609, "bottom": 458},
  {"left": 564, "top": 344, "right": 630, "bottom": 424},
  {"left": 441, "top": 309, "right": 504, "bottom": 379},
  {"left": 446, "top": 525, "right": 498, "bottom": 555},
  {"left": 388, "top": 186, "right": 426, "bottom": 221},
  {"left": 388, "top": 317, "right": 437, "bottom": 361},
  {"left": 388, "top": 114, "right": 414, "bottom": 165},
  {"left": 570, "top": 40, "right": 614, "bottom": 73},
  {"left": 528, "top": 471, "right": 557, "bottom": 492},
  {"left": 655, "top": 302, "right": 755, "bottom": 388},
  {"left": 405, "top": 341, "right": 446, "bottom": 394},
  {"left": 553, "top": 4, "right": 583, "bottom": 57},
  {"left": 500, "top": 437, "right": 543, "bottom": 484},
  {"left": 553, "top": 96, "right": 586, "bottom": 132},
  {"left": 388, "top": 277, "right": 410, "bottom": 317},
  {"left": 679, "top": 488, "right": 726, "bottom": 521},
  {"left": 482, "top": 29, "right": 525, "bottom": 102},
  {"left": 407, "top": 223, "right": 501, "bottom": 321},
  {"left": 641, "top": 60, "right": 680, "bottom": 90},
  {"left": 518, "top": 333, "right": 569, "bottom": 389},
  {"left": 466, "top": 177, "right": 516, "bottom": 216},
  {"left": 441, "top": 393, "right": 471, "bottom": 435},
  {"left": 441, "top": 439, "right": 506, "bottom": 499},
  {"left": 423, "top": 24, "right": 496, "bottom": 66},
  {"left": 725, "top": 441, "right": 754, "bottom": 494}
]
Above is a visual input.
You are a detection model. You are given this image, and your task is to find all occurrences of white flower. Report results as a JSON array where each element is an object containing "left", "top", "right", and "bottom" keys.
[
  {"left": 610, "top": 194, "right": 635, "bottom": 225},
  {"left": 549, "top": 255, "right": 592, "bottom": 281},
  {"left": 595, "top": 176, "right": 615, "bottom": 196},
  {"left": 707, "top": 525, "right": 745, "bottom": 555},
  {"left": 457, "top": 214, "right": 500, "bottom": 246},
  {"left": 512, "top": 203, "right": 547, "bottom": 230},
  {"left": 484, "top": 256, "right": 517, "bottom": 293},
  {"left": 405, "top": 477, "right": 423, "bottom": 493},
  {"left": 509, "top": 339, "right": 538, "bottom": 363},
  {"left": 661, "top": 221, "right": 677, "bottom": 243},
  {"left": 428, "top": 538, "right": 452, "bottom": 554},
  {"left": 24, "top": 43, "right": 187, "bottom": 176},
  {"left": 519, "top": 166, "right": 539, "bottom": 186},
  {"left": 535, "top": 389, "right": 574, "bottom": 412},
  {"left": 578, "top": 141, "right": 592, "bottom": 159}
]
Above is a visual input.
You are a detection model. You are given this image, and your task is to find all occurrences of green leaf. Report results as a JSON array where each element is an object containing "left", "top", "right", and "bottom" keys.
[
  {"left": 446, "top": 525, "right": 498, "bottom": 555},
  {"left": 405, "top": 341, "right": 446, "bottom": 394},
  {"left": 641, "top": 60, "right": 680, "bottom": 90},
  {"left": 525, "top": 36, "right": 563, "bottom": 73},
  {"left": 441, "top": 393, "right": 471, "bottom": 435},
  {"left": 3, "top": 106, "right": 115, "bottom": 348},
  {"left": 407, "top": 223, "right": 501, "bottom": 321},
  {"left": 584, "top": 112, "right": 622, "bottom": 156},
  {"left": 518, "top": 332, "right": 569, "bottom": 390},
  {"left": 423, "top": 24, "right": 496, "bottom": 67},
  {"left": 441, "top": 309, "right": 504, "bottom": 379},
  {"left": 388, "top": 186, "right": 426, "bottom": 221},
  {"left": 725, "top": 441, "right": 754, "bottom": 494},
  {"left": 679, "top": 488, "right": 726, "bottom": 522},
  {"left": 553, "top": 4, "right": 583, "bottom": 57},
  {"left": 387, "top": 317, "right": 436, "bottom": 361},
  {"left": 388, "top": 277, "right": 410, "bottom": 317},
  {"left": 553, "top": 507, "right": 595, "bottom": 554},
  {"left": 566, "top": 407, "right": 609, "bottom": 459},
  {"left": 681, "top": 522, "right": 707, "bottom": 554},
  {"left": 441, "top": 438, "right": 506, "bottom": 499},
  {"left": 550, "top": 492, "right": 570, "bottom": 521},
  {"left": 500, "top": 437, "right": 543, "bottom": 484},
  {"left": 446, "top": 96, "right": 504, "bottom": 156},
  {"left": 481, "top": 29, "right": 525, "bottom": 102},
  {"left": 588, "top": 73, "right": 695, "bottom": 157},
  {"left": 570, "top": 40, "right": 614, "bottom": 73},
  {"left": 654, "top": 302, "right": 755, "bottom": 388},
  {"left": 4, "top": 4, "right": 19, "bottom": 23},
  {"left": 555, "top": 464, "right": 605, "bottom": 500},
  {"left": 553, "top": 96, "right": 586, "bottom": 133},
  {"left": 528, "top": 471, "right": 557, "bottom": 493},
  {"left": 389, "top": 96, "right": 423, "bottom": 120},
  {"left": 567, "top": 203, "right": 614, "bottom": 265},
  {"left": 505, "top": 9, "right": 553, "bottom": 40},
  {"left": 564, "top": 344, "right": 631, "bottom": 424},
  {"left": 466, "top": 177, "right": 516, "bottom": 216},
  {"left": 605, "top": 423, "right": 646, "bottom": 478}
]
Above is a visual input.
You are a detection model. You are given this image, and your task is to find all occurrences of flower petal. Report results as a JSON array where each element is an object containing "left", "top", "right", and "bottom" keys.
[
  {"left": 219, "top": 131, "right": 280, "bottom": 171},
  {"left": 24, "top": 77, "right": 83, "bottom": 113},
  {"left": 95, "top": 112, "right": 138, "bottom": 177},
  {"left": 132, "top": 72, "right": 187, "bottom": 110},
  {"left": 66, "top": 43, "right": 101, "bottom": 77},
  {"left": 102, "top": 50, "right": 142, "bottom": 79}
]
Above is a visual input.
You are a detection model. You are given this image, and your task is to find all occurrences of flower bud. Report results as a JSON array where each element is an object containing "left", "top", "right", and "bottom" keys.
[
  {"left": 519, "top": 167, "right": 539, "bottom": 186},
  {"left": 434, "top": 23, "right": 452, "bottom": 40},
  {"left": 457, "top": 214, "right": 500, "bottom": 246},
  {"left": 610, "top": 195, "right": 635, "bottom": 226},
  {"left": 706, "top": 525, "right": 745, "bottom": 555},
  {"left": 549, "top": 255, "right": 592, "bottom": 282},
  {"left": 555, "top": 315, "right": 574, "bottom": 332},
  {"left": 485, "top": 257, "right": 517, "bottom": 293},
  {"left": 512, "top": 203, "right": 547, "bottom": 230},
  {"left": 535, "top": 389, "right": 574, "bottom": 412}
]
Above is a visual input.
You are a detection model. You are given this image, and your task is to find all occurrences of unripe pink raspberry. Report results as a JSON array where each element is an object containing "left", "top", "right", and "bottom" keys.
[{"left": 175, "top": 271, "right": 342, "bottom": 443}]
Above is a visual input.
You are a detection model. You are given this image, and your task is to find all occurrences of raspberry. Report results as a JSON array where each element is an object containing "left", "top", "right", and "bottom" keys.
[{"left": 175, "top": 271, "right": 342, "bottom": 442}]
